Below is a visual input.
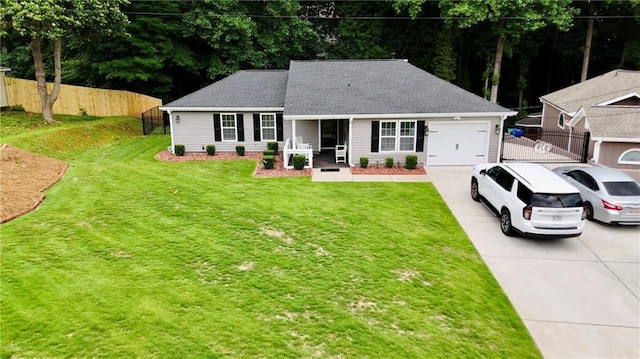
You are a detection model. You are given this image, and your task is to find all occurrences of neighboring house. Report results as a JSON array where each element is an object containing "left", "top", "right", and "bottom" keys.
[
  {"left": 0, "top": 67, "right": 10, "bottom": 108},
  {"left": 514, "top": 113, "right": 542, "bottom": 140},
  {"left": 161, "top": 60, "right": 515, "bottom": 167},
  {"left": 539, "top": 69, "right": 640, "bottom": 179}
]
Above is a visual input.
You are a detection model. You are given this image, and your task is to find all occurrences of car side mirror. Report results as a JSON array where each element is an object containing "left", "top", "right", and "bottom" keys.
[{"left": 479, "top": 169, "right": 486, "bottom": 175}]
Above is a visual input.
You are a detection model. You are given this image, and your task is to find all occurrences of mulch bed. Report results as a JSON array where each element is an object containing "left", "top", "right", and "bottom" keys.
[
  {"left": 155, "top": 150, "right": 427, "bottom": 177},
  {"left": 155, "top": 149, "right": 312, "bottom": 177},
  {"left": 0, "top": 144, "right": 68, "bottom": 223}
]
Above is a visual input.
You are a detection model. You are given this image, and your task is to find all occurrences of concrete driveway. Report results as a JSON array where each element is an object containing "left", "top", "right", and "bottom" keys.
[{"left": 428, "top": 166, "right": 640, "bottom": 358}]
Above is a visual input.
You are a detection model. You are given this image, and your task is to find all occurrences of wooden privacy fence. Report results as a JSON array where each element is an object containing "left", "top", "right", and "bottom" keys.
[{"left": 3, "top": 77, "right": 162, "bottom": 118}]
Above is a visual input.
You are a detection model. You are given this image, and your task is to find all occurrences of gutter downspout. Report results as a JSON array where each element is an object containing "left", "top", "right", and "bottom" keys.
[
  {"left": 167, "top": 110, "right": 176, "bottom": 154},
  {"left": 496, "top": 115, "right": 507, "bottom": 163}
]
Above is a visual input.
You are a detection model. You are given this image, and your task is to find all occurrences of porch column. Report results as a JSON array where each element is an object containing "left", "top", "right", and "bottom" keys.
[
  {"left": 348, "top": 117, "right": 353, "bottom": 166},
  {"left": 292, "top": 119, "right": 296, "bottom": 148}
]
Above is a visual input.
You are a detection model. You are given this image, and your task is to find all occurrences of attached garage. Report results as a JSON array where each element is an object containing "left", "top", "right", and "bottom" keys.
[{"left": 427, "top": 121, "right": 490, "bottom": 166}]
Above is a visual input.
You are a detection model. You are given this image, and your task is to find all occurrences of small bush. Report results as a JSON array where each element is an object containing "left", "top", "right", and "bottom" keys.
[
  {"left": 267, "top": 142, "right": 278, "bottom": 152},
  {"left": 293, "top": 154, "right": 306, "bottom": 170},
  {"left": 175, "top": 144, "right": 185, "bottom": 156},
  {"left": 263, "top": 149, "right": 275, "bottom": 156},
  {"left": 206, "top": 144, "right": 216, "bottom": 156},
  {"left": 359, "top": 157, "right": 369, "bottom": 168},
  {"left": 405, "top": 155, "right": 418, "bottom": 169},
  {"left": 263, "top": 155, "right": 276, "bottom": 169},
  {"left": 10, "top": 104, "right": 25, "bottom": 112},
  {"left": 79, "top": 107, "right": 90, "bottom": 117},
  {"left": 385, "top": 157, "right": 394, "bottom": 168},
  {"left": 235, "top": 145, "right": 245, "bottom": 156}
]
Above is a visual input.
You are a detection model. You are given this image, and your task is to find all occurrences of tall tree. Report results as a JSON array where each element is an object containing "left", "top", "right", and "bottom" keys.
[{"left": 2, "top": 0, "right": 129, "bottom": 122}]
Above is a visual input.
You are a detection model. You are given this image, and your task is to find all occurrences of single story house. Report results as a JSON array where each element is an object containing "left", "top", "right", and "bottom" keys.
[
  {"left": 0, "top": 67, "right": 10, "bottom": 108},
  {"left": 161, "top": 60, "right": 516, "bottom": 167},
  {"left": 539, "top": 69, "right": 640, "bottom": 179}
]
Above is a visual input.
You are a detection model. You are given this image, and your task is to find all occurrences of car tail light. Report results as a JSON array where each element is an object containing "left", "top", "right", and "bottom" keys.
[
  {"left": 602, "top": 200, "right": 623, "bottom": 211},
  {"left": 523, "top": 205, "right": 532, "bottom": 220},
  {"left": 582, "top": 205, "right": 587, "bottom": 220}
]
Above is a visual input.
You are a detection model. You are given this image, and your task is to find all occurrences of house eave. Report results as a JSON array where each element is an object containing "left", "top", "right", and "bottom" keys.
[
  {"left": 590, "top": 136, "right": 640, "bottom": 143},
  {"left": 284, "top": 111, "right": 516, "bottom": 120},
  {"left": 160, "top": 106, "right": 284, "bottom": 112}
]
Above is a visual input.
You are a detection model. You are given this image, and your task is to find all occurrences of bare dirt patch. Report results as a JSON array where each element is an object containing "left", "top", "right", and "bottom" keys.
[{"left": 0, "top": 144, "right": 68, "bottom": 223}]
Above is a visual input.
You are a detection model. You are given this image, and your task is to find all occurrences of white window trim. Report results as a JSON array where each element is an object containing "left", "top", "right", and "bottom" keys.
[
  {"left": 557, "top": 112, "right": 565, "bottom": 129},
  {"left": 221, "top": 113, "right": 237, "bottom": 142},
  {"left": 260, "top": 113, "right": 276, "bottom": 142},
  {"left": 379, "top": 120, "right": 416, "bottom": 153},
  {"left": 618, "top": 148, "right": 640, "bottom": 165}
]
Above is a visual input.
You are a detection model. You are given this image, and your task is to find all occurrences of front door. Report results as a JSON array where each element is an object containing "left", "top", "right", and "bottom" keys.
[{"left": 320, "top": 119, "right": 348, "bottom": 151}]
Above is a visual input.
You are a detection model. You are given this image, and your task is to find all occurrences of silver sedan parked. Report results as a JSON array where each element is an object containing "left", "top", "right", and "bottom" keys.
[{"left": 553, "top": 166, "right": 640, "bottom": 225}]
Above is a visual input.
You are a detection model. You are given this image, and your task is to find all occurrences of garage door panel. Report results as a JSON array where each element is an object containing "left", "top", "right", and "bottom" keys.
[{"left": 427, "top": 122, "right": 490, "bottom": 166}]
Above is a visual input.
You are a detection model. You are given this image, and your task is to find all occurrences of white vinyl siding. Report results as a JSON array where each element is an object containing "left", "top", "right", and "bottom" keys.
[
  {"left": 221, "top": 113, "right": 237, "bottom": 141},
  {"left": 261, "top": 113, "right": 276, "bottom": 141},
  {"left": 380, "top": 120, "right": 415, "bottom": 152}
]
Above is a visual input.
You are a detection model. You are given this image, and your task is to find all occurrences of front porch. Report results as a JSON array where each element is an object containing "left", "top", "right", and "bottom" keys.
[{"left": 282, "top": 138, "right": 349, "bottom": 169}]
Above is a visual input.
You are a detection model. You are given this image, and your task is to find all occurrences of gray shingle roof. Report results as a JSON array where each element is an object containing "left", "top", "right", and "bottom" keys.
[
  {"left": 163, "top": 70, "right": 288, "bottom": 108},
  {"left": 541, "top": 69, "right": 640, "bottom": 113},
  {"left": 585, "top": 106, "right": 640, "bottom": 140},
  {"left": 283, "top": 60, "right": 511, "bottom": 116}
]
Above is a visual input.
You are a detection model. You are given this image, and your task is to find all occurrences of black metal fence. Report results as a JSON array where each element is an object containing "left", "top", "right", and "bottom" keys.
[
  {"left": 501, "top": 127, "right": 590, "bottom": 163},
  {"left": 142, "top": 106, "right": 169, "bottom": 135}
]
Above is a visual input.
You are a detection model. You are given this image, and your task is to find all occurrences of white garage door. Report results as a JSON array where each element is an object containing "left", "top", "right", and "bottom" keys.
[{"left": 427, "top": 121, "right": 490, "bottom": 166}]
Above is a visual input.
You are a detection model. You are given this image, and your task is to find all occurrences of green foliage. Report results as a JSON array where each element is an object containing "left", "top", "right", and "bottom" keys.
[
  {"left": 405, "top": 155, "right": 418, "bottom": 169},
  {"left": 262, "top": 155, "right": 275, "bottom": 169},
  {"left": 267, "top": 141, "right": 278, "bottom": 152},
  {"left": 235, "top": 145, "right": 245, "bottom": 156},
  {"left": 263, "top": 149, "right": 275, "bottom": 156},
  {"left": 359, "top": 157, "right": 369, "bottom": 168},
  {"left": 206, "top": 144, "right": 216, "bottom": 156},
  {"left": 293, "top": 154, "right": 306, "bottom": 170},
  {"left": 385, "top": 157, "right": 394, "bottom": 168},
  {"left": 174, "top": 144, "right": 185, "bottom": 156}
]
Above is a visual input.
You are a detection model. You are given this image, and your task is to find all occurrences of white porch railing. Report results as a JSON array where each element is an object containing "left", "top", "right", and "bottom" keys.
[{"left": 283, "top": 138, "right": 313, "bottom": 169}]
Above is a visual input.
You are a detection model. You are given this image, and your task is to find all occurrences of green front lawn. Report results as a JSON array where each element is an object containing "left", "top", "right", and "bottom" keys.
[{"left": 1, "top": 120, "right": 540, "bottom": 358}]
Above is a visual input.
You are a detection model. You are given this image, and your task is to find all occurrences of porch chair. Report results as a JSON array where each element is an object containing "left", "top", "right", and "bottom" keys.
[
  {"left": 296, "top": 136, "right": 311, "bottom": 149},
  {"left": 335, "top": 141, "right": 347, "bottom": 164}
]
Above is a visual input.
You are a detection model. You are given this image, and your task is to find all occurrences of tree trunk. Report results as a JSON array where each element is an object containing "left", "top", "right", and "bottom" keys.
[
  {"left": 29, "top": 37, "right": 63, "bottom": 123},
  {"left": 490, "top": 35, "right": 505, "bottom": 104},
  {"left": 581, "top": 16, "right": 594, "bottom": 82}
]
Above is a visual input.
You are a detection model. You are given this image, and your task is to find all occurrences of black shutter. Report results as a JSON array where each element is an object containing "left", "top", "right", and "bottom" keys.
[
  {"left": 253, "top": 114, "right": 261, "bottom": 141},
  {"left": 237, "top": 114, "right": 244, "bottom": 142},
  {"left": 276, "top": 113, "right": 284, "bottom": 141},
  {"left": 213, "top": 114, "right": 221, "bottom": 142},
  {"left": 371, "top": 121, "right": 379, "bottom": 153},
  {"left": 416, "top": 120, "right": 425, "bottom": 152}
]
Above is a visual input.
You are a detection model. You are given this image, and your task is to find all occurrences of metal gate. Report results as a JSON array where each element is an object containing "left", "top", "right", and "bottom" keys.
[
  {"left": 141, "top": 106, "right": 169, "bottom": 135},
  {"left": 500, "top": 127, "right": 590, "bottom": 163}
]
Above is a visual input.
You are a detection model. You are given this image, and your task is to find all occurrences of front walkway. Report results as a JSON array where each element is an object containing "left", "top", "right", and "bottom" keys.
[{"left": 311, "top": 168, "right": 430, "bottom": 182}]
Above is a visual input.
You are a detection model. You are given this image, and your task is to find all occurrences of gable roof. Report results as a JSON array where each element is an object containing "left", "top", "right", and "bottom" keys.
[
  {"left": 163, "top": 70, "right": 288, "bottom": 109},
  {"left": 283, "top": 60, "right": 512, "bottom": 117},
  {"left": 585, "top": 107, "right": 640, "bottom": 141},
  {"left": 540, "top": 69, "right": 640, "bottom": 113}
]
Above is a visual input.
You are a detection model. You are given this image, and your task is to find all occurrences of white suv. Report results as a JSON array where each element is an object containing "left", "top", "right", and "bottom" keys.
[{"left": 471, "top": 163, "right": 586, "bottom": 238}]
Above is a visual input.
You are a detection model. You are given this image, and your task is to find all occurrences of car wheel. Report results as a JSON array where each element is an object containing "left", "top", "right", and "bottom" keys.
[
  {"left": 500, "top": 209, "right": 515, "bottom": 237},
  {"left": 584, "top": 202, "right": 594, "bottom": 221},
  {"left": 471, "top": 178, "right": 480, "bottom": 202}
]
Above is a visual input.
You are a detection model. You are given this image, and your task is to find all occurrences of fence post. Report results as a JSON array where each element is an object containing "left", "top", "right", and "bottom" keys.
[
  {"left": 581, "top": 131, "right": 591, "bottom": 163},
  {"left": 141, "top": 113, "right": 146, "bottom": 135}
]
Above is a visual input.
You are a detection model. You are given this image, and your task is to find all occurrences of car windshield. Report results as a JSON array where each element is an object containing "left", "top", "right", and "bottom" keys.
[
  {"left": 603, "top": 181, "right": 640, "bottom": 196},
  {"left": 531, "top": 193, "right": 583, "bottom": 208}
]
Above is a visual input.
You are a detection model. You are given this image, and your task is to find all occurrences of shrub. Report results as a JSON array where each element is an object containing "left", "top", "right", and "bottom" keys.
[
  {"left": 206, "top": 144, "right": 216, "bottom": 156},
  {"left": 405, "top": 155, "right": 418, "bottom": 169},
  {"left": 235, "top": 145, "right": 245, "bottom": 156},
  {"left": 293, "top": 154, "right": 306, "bottom": 170},
  {"left": 359, "top": 157, "right": 369, "bottom": 168},
  {"left": 263, "top": 149, "right": 275, "bottom": 156},
  {"left": 267, "top": 142, "right": 278, "bottom": 152},
  {"left": 385, "top": 157, "right": 394, "bottom": 168},
  {"left": 263, "top": 155, "right": 276, "bottom": 169},
  {"left": 174, "top": 144, "right": 185, "bottom": 156},
  {"left": 10, "top": 104, "right": 25, "bottom": 112}
]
